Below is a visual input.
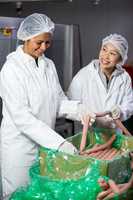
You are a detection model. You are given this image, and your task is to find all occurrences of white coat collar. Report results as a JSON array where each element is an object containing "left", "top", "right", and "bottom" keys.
[{"left": 7, "top": 45, "right": 47, "bottom": 68}]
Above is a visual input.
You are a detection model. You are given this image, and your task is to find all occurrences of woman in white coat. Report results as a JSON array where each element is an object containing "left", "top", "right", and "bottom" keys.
[
  {"left": 0, "top": 13, "right": 94, "bottom": 199},
  {"left": 68, "top": 34, "right": 133, "bottom": 129}
]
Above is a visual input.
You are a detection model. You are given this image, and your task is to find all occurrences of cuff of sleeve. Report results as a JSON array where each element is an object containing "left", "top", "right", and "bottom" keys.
[
  {"left": 59, "top": 100, "right": 80, "bottom": 116},
  {"left": 111, "top": 106, "right": 121, "bottom": 119}
]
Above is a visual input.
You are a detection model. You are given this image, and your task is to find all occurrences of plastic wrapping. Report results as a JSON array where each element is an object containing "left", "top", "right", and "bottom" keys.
[
  {"left": 10, "top": 128, "right": 133, "bottom": 200},
  {"left": 66, "top": 128, "right": 132, "bottom": 183},
  {"left": 10, "top": 160, "right": 103, "bottom": 200}
]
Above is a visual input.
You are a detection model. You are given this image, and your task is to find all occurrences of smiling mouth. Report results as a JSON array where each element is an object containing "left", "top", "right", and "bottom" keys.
[
  {"left": 102, "top": 61, "right": 109, "bottom": 65},
  {"left": 36, "top": 51, "right": 44, "bottom": 55},
  {"left": 101, "top": 59, "right": 110, "bottom": 65}
]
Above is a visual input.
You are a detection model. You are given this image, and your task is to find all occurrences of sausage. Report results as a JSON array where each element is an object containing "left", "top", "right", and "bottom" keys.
[
  {"left": 95, "top": 111, "right": 132, "bottom": 136},
  {"left": 102, "top": 191, "right": 116, "bottom": 200},
  {"left": 102, "top": 148, "right": 115, "bottom": 160},
  {"left": 80, "top": 144, "right": 99, "bottom": 155},
  {"left": 80, "top": 121, "right": 89, "bottom": 152},
  {"left": 80, "top": 152, "right": 89, "bottom": 156},
  {"left": 114, "top": 119, "right": 132, "bottom": 136},
  {"left": 106, "top": 148, "right": 118, "bottom": 160},
  {"left": 108, "top": 179, "right": 120, "bottom": 193},
  {"left": 95, "top": 111, "right": 111, "bottom": 118},
  {"left": 97, "top": 148, "right": 110, "bottom": 159},
  {"left": 95, "top": 111, "right": 111, "bottom": 117},
  {"left": 89, "top": 150, "right": 103, "bottom": 158},
  {"left": 98, "top": 178, "right": 109, "bottom": 190},
  {"left": 113, "top": 150, "right": 121, "bottom": 158},
  {"left": 97, "top": 189, "right": 112, "bottom": 200},
  {"left": 84, "top": 135, "right": 116, "bottom": 154}
]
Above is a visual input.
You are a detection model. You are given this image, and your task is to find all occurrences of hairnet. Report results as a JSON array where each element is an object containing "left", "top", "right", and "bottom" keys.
[
  {"left": 102, "top": 33, "right": 128, "bottom": 65},
  {"left": 17, "top": 13, "right": 55, "bottom": 41}
]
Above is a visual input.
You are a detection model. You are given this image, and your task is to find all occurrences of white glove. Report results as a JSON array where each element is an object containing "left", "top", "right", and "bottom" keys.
[
  {"left": 111, "top": 106, "right": 121, "bottom": 119},
  {"left": 78, "top": 104, "right": 96, "bottom": 126},
  {"left": 58, "top": 141, "right": 78, "bottom": 155}
]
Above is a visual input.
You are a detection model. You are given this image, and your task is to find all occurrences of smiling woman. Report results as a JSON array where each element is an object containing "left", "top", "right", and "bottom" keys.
[
  {"left": 67, "top": 33, "right": 133, "bottom": 130},
  {"left": 23, "top": 32, "right": 52, "bottom": 59},
  {"left": 99, "top": 43, "right": 122, "bottom": 79},
  {"left": 0, "top": 13, "right": 91, "bottom": 199}
]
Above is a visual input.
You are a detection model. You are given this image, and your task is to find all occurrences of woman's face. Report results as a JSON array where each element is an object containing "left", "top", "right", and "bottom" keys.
[
  {"left": 23, "top": 32, "right": 52, "bottom": 59},
  {"left": 99, "top": 43, "right": 122, "bottom": 73}
]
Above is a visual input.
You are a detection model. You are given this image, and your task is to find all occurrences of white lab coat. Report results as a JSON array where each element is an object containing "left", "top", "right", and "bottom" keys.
[
  {"left": 68, "top": 59, "right": 133, "bottom": 127},
  {"left": 0, "top": 46, "right": 80, "bottom": 198}
]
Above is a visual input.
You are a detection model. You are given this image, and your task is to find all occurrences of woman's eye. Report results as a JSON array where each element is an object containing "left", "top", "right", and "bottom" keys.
[
  {"left": 44, "top": 41, "right": 51, "bottom": 45},
  {"left": 110, "top": 52, "right": 116, "bottom": 56},
  {"left": 102, "top": 48, "right": 106, "bottom": 52}
]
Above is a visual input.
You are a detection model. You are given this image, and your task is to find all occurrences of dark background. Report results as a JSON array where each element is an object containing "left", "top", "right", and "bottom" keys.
[{"left": 0, "top": 0, "right": 133, "bottom": 67}]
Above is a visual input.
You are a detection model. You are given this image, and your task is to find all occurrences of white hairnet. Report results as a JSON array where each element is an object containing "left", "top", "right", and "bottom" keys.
[
  {"left": 17, "top": 13, "right": 55, "bottom": 41},
  {"left": 102, "top": 33, "right": 128, "bottom": 64}
]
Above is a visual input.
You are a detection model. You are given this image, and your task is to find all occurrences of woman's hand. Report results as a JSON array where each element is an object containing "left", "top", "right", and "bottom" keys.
[
  {"left": 78, "top": 104, "right": 96, "bottom": 125},
  {"left": 58, "top": 141, "right": 78, "bottom": 155}
]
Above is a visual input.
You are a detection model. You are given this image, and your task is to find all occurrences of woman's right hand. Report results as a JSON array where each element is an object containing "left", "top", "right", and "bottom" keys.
[{"left": 58, "top": 141, "right": 78, "bottom": 155}]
